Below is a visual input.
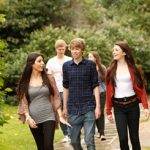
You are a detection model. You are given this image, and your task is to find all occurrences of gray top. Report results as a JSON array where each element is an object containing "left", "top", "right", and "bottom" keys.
[{"left": 28, "top": 85, "right": 55, "bottom": 124}]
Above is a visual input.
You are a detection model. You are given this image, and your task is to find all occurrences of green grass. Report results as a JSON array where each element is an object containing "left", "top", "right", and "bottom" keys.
[{"left": 0, "top": 104, "right": 63, "bottom": 150}]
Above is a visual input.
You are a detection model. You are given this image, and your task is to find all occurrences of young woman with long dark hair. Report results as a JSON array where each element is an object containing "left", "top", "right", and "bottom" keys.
[
  {"left": 106, "top": 41, "right": 149, "bottom": 150},
  {"left": 17, "top": 52, "right": 70, "bottom": 150},
  {"left": 88, "top": 51, "right": 106, "bottom": 140}
]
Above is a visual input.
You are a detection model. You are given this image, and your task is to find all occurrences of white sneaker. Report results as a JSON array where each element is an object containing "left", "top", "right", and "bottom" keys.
[{"left": 61, "top": 136, "right": 71, "bottom": 143}]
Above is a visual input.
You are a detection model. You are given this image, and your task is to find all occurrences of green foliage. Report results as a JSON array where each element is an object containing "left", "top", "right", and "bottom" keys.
[
  {"left": 0, "top": 14, "right": 11, "bottom": 126},
  {"left": 0, "top": 0, "right": 71, "bottom": 48},
  {"left": 1, "top": 0, "right": 150, "bottom": 93}
]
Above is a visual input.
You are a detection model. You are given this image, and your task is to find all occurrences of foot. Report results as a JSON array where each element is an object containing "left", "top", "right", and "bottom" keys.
[
  {"left": 95, "top": 133, "right": 100, "bottom": 138},
  {"left": 100, "top": 135, "right": 106, "bottom": 141}
]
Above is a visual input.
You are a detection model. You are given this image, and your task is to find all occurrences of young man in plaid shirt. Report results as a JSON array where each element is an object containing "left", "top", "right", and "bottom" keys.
[{"left": 63, "top": 38, "right": 101, "bottom": 150}]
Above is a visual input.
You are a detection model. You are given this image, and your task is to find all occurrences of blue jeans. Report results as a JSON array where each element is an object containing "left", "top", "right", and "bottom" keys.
[{"left": 68, "top": 111, "right": 95, "bottom": 150}]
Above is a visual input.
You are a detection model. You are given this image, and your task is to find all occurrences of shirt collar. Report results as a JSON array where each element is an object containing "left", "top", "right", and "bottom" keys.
[{"left": 70, "top": 58, "right": 86, "bottom": 66}]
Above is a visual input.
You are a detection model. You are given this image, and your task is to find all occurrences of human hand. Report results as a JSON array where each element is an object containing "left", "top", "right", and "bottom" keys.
[
  {"left": 144, "top": 109, "right": 150, "bottom": 120},
  {"left": 63, "top": 107, "right": 68, "bottom": 119},
  {"left": 59, "top": 116, "right": 72, "bottom": 127},
  {"left": 26, "top": 117, "right": 37, "bottom": 128},
  {"left": 95, "top": 106, "right": 101, "bottom": 119},
  {"left": 107, "top": 114, "right": 114, "bottom": 123}
]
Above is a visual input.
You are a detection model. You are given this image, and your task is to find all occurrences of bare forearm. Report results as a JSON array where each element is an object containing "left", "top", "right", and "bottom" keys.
[
  {"left": 63, "top": 88, "right": 69, "bottom": 109},
  {"left": 93, "top": 86, "right": 100, "bottom": 108}
]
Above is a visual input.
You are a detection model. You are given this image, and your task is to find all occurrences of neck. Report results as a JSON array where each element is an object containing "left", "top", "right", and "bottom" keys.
[
  {"left": 31, "top": 70, "right": 41, "bottom": 78},
  {"left": 56, "top": 54, "right": 65, "bottom": 59},
  {"left": 74, "top": 57, "right": 83, "bottom": 64},
  {"left": 117, "top": 58, "right": 126, "bottom": 66}
]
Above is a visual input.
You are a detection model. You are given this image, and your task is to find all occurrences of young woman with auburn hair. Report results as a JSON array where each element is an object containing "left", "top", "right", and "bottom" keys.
[{"left": 106, "top": 41, "right": 149, "bottom": 150}]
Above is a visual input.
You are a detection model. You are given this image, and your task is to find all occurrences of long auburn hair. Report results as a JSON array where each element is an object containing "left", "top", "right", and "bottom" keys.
[
  {"left": 106, "top": 41, "right": 143, "bottom": 88},
  {"left": 17, "top": 52, "right": 54, "bottom": 102},
  {"left": 89, "top": 51, "right": 106, "bottom": 81}
]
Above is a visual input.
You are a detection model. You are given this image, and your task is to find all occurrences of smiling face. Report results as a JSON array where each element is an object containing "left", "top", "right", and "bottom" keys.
[
  {"left": 32, "top": 56, "right": 45, "bottom": 72},
  {"left": 70, "top": 46, "right": 83, "bottom": 60},
  {"left": 112, "top": 45, "right": 126, "bottom": 60}
]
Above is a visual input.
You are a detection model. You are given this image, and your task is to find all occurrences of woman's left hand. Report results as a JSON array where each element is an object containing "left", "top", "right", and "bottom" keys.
[
  {"left": 144, "top": 109, "right": 150, "bottom": 120},
  {"left": 59, "top": 116, "right": 72, "bottom": 127}
]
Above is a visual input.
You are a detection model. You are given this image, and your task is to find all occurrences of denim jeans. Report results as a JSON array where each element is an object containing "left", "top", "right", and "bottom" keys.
[
  {"left": 68, "top": 111, "right": 95, "bottom": 150},
  {"left": 96, "top": 92, "right": 106, "bottom": 135},
  {"left": 114, "top": 103, "right": 141, "bottom": 150}
]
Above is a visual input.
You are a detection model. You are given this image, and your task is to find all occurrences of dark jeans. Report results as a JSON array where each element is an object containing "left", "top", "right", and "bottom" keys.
[
  {"left": 30, "top": 120, "right": 56, "bottom": 150},
  {"left": 114, "top": 103, "right": 141, "bottom": 150},
  {"left": 96, "top": 92, "right": 106, "bottom": 135},
  {"left": 68, "top": 111, "right": 95, "bottom": 150},
  {"left": 59, "top": 92, "right": 68, "bottom": 136}
]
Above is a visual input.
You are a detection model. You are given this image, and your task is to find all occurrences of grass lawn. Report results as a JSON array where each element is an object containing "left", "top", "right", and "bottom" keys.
[{"left": 0, "top": 104, "right": 63, "bottom": 150}]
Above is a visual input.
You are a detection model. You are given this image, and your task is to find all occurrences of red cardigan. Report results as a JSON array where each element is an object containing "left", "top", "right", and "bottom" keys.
[{"left": 106, "top": 66, "right": 149, "bottom": 115}]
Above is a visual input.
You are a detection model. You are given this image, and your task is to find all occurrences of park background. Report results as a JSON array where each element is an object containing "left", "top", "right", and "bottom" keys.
[{"left": 0, "top": 0, "right": 149, "bottom": 149}]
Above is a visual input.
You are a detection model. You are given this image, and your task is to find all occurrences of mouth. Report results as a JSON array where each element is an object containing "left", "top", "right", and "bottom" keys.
[{"left": 113, "top": 54, "right": 117, "bottom": 57}]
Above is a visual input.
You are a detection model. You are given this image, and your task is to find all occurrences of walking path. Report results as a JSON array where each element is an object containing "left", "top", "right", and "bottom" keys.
[{"left": 55, "top": 103, "right": 150, "bottom": 150}]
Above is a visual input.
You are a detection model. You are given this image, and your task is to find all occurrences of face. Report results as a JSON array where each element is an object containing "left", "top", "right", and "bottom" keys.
[
  {"left": 70, "top": 46, "right": 83, "bottom": 60},
  {"left": 88, "top": 53, "right": 96, "bottom": 62},
  {"left": 56, "top": 45, "right": 66, "bottom": 55},
  {"left": 112, "top": 45, "right": 126, "bottom": 60},
  {"left": 32, "top": 56, "right": 45, "bottom": 72}
]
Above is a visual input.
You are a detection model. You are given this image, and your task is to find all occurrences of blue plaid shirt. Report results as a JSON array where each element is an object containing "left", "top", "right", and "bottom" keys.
[{"left": 63, "top": 59, "right": 99, "bottom": 115}]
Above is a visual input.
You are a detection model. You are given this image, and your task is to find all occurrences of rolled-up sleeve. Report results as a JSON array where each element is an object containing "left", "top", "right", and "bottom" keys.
[
  {"left": 91, "top": 62, "right": 99, "bottom": 89},
  {"left": 63, "top": 63, "right": 69, "bottom": 89}
]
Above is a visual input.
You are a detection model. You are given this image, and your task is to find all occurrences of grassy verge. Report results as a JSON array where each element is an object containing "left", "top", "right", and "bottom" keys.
[{"left": 0, "top": 104, "right": 63, "bottom": 150}]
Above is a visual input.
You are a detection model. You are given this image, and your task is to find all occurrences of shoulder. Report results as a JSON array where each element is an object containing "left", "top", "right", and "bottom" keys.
[
  {"left": 47, "top": 56, "right": 56, "bottom": 64},
  {"left": 63, "top": 60, "right": 72, "bottom": 67},
  {"left": 84, "top": 59, "right": 96, "bottom": 67},
  {"left": 64, "top": 55, "right": 72, "bottom": 61}
]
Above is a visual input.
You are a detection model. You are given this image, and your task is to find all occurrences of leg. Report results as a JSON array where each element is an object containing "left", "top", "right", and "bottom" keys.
[
  {"left": 127, "top": 104, "right": 141, "bottom": 150},
  {"left": 114, "top": 107, "right": 129, "bottom": 150},
  {"left": 68, "top": 114, "right": 83, "bottom": 150},
  {"left": 59, "top": 92, "right": 68, "bottom": 136},
  {"left": 30, "top": 124, "right": 44, "bottom": 150},
  {"left": 96, "top": 92, "right": 105, "bottom": 136},
  {"left": 43, "top": 120, "right": 56, "bottom": 150},
  {"left": 84, "top": 111, "right": 96, "bottom": 150}
]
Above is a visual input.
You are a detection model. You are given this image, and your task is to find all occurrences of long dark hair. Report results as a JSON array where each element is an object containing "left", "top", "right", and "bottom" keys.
[
  {"left": 89, "top": 51, "right": 106, "bottom": 81},
  {"left": 17, "top": 52, "right": 54, "bottom": 102},
  {"left": 106, "top": 41, "right": 143, "bottom": 88}
]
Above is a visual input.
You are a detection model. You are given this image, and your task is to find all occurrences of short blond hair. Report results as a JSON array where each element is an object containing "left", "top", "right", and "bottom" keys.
[
  {"left": 55, "top": 39, "right": 67, "bottom": 49},
  {"left": 69, "top": 38, "right": 85, "bottom": 51}
]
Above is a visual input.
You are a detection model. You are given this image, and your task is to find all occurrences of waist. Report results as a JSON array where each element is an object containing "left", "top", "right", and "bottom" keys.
[{"left": 113, "top": 95, "right": 137, "bottom": 105}]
